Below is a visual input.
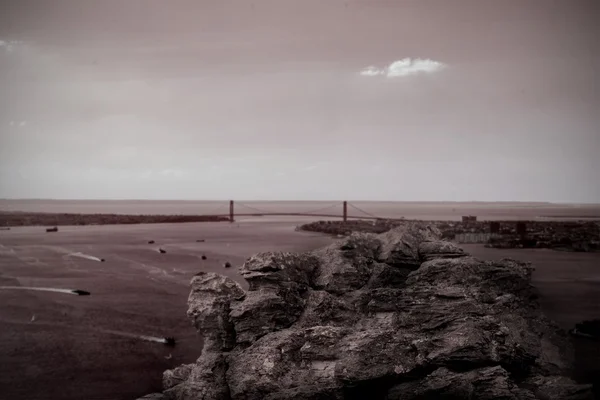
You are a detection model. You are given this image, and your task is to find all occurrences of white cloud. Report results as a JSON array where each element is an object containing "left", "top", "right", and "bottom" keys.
[
  {"left": 302, "top": 165, "right": 319, "bottom": 171},
  {"left": 360, "top": 66, "right": 384, "bottom": 76},
  {"left": 360, "top": 58, "right": 446, "bottom": 78},
  {"left": 6, "top": 120, "right": 27, "bottom": 129},
  {"left": 159, "top": 169, "right": 186, "bottom": 178},
  {"left": 0, "top": 40, "right": 24, "bottom": 52}
]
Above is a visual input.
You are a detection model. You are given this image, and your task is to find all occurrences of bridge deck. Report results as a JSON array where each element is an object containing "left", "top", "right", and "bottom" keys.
[{"left": 210, "top": 213, "right": 404, "bottom": 221}]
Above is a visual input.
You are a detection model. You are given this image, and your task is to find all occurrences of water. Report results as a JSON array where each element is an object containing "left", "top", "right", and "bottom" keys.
[{"left": 0, "top": 199, "right": 599, "bottom": 221}]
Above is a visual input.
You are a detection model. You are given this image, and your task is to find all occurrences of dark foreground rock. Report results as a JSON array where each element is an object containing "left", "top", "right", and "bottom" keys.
[{"left": 140, "top": 223, "right": 594, "bottom": 400}]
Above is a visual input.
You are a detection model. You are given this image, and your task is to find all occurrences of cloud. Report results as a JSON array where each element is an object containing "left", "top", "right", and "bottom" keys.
[
  {"left": 360, "top": 58, "right": 446, "bottom": 78},
  {"left": 159, "top": 169, "right": 187, "bottom": 178},
  {"left": 302, "top": 165, "right": 319, "bottom": 171},
  {"left": 7, "top": 121, "right": 27, "bottom": 128},
  {"left": 0, "top": 40, "right": 24, "bottom": 52}
]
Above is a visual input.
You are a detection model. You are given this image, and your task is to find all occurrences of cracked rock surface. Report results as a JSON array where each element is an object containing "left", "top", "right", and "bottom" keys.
[{"left": 139, "top": 223, "right": 594, "bottom": 400}]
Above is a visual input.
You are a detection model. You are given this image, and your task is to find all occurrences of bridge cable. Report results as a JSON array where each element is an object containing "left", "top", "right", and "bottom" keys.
[
  {"left": 235, "top": 202, "right": 271, "bottom": 214},
  {"left": 199, "top": 203, "right": 228, "bottom": 217},
  {"left": 301, "top": 202, "right": 344, "bottom": 215},
  {"left": 347, "top": 203, "right": 381, "bottom": 219}
]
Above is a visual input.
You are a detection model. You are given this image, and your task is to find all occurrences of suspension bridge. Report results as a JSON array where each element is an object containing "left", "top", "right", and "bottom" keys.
[{"left": 199, "top": 201, "right": 396, "bottom": 222}]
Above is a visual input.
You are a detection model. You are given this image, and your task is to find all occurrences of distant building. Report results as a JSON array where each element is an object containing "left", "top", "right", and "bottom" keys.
[
  {"left": 490, "top": 222, "right": 500, "bottom": 233},
  {"left": 516, "top": 222, "right": 527, "bottom": 236}
]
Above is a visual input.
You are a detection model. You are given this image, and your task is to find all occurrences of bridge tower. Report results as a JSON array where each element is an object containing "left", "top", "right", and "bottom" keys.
[
  {"left": 229, "top": 200, "right": 234, "bottom": 223},
  {"left": 343, "top": 201, "right": 347, "bottom": 222}
]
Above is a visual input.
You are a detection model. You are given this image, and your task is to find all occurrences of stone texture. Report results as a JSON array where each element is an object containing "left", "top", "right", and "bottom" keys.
[
  {"left": 312, "top": 233, "right": 382, "bottom": 294},
  {"left": 186, "top": 272, "right": 245, "bottom": 351},
  {"left": 163, "top": 364, "right": 193, "bottom": 390},
  {"left": 136, "top": 394, "right": 167, "bottom": 400},
  {"left": 142, "top": 224, "right": 593, "bottom": 400},
  {"left": 418, "top": 239, "right": 468, "bottom": 261},
  {"left": 163, "top": 351, "right": 229, "bottom": 400},
  {"left": 385, "top": 366, "right": 537, "bottom": 400}
]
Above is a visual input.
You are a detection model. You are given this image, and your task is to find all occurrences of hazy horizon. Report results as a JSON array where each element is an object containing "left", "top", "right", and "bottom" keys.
[
  {"left": 2, "top": 198, "right": 599, "bottom": 206},
  {"left": 1, "top": 0, "right": 598, "bottom": 202}
]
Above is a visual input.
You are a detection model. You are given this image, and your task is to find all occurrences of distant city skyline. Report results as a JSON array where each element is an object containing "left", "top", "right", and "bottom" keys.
[{"left": 1, "top": 0, "right": 598, "bottom": 202}]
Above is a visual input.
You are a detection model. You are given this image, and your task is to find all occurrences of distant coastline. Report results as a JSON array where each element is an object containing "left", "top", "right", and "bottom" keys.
[
  {"left": 2, "top": 199, "right": 600, "bottom": 223},
  {"left": 4, "top": 198, "right": 598, "bottom": 205},
  {"left": 0, "top": 211, "right": 229, "bottom": 227}
]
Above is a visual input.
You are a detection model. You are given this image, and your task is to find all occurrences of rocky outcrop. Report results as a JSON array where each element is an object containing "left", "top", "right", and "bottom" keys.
[
  {"left": 300, "top": 220, "right": 600, "bottom": 253},
  {"left": 143, "top": 223, "right": 594, "bottom": 400},
  {"left": 186, "top": 273, "right": 245, "bottom": 352}
]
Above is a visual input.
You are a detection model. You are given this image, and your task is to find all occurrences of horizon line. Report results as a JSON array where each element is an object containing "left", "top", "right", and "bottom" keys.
[{"left": 1, "top": 198, "right": 599, "bottom": 206}]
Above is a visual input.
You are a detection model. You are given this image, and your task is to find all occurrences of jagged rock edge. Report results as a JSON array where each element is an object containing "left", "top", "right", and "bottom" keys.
[{"left": 143, "top": 223, "right": 593, "bottom": 400}]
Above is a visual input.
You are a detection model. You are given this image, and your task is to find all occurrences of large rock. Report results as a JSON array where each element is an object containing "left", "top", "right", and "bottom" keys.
[
  {"left": 522, "top": 375, "right": 594, "bottom": 400},
  {"left": 145, "top": 224, "right": 593, "bottom": 400},
  {"left": 377, "top": 222, "right": 441, "bottom": 268},
  {"left": 163, "top": 364, "right": 193, "bottom": 390},
  {"left": 186, "top": 272, "right": 245, "bottom": 351},
  {"left": 385, "top": 366, "right": 537, "bottom": 400},
  {"left": 136, "top": 394, "right": 166, "bottom": 400},
  {"left": 312, "top": 233, "right": 382, "bottom": 294},
  {"left": 418, "top": 240, "right": 468, "bottom": 261},
  {"left": 239, "top": 251, "right": 320, "bottom": 292},
  {"left": 163, "top": 352, "right": 229, "bottom": 400},
  {"left": 230, "top": 252, "right": 320, "bottom": 344},
  {"left": 230, "top": 289, "right": 305, "bottom": 344}
]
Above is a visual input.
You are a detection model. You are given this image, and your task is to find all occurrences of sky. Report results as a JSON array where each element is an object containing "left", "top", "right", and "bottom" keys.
[{"left": 0, "top": 0, "right": 598, "bottom": 202}]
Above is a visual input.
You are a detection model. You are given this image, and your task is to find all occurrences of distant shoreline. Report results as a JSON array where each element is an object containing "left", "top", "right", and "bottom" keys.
[
  {"left": 2, "top": 199, "right": 599, "bottom": 205},
  {"left": 0, "top": 212, "right": 229, "bottom": 227}
]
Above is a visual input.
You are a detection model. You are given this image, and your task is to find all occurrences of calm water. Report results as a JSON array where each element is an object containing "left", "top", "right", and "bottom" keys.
[{"left": 1, "top": 199, "right": 599, "bottom": 221}]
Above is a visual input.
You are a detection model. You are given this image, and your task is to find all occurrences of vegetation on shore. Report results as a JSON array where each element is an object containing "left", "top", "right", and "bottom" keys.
[
  {"left": 299, "top": 219, "right": 405, "bottom": 236},
  {"left": 0, "top": 212, "right": 229, "bottom": 227}
]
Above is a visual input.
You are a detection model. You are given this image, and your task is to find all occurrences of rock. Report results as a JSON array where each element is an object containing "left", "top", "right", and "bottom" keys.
[
  {"left": 295, "top": 290, "right": 359, "bottom": 328},
  {"left": 196, "top": 239, "right": 205, "bottom": 243},
  {"left": 522, "top": 375, "right": 595, "bottom": 400},
  {"left": 147, "top": 223, "right": 593, "bottom": 400},
  {"left": 136, "top": 394, "right": 166, "bottom": 400},
  {"left": 163, "top": 364, "right": 194, "bottom": 390},
  {"left": 163, "top": 352, "right": 229, "bottom": 400},
  {"left": 226, "top": 327, "right": 348, "bottom": 399},
  {"left": 224, "top": 261, "right": 232, "bottom": 268},
  {"left": 364, "top": 262, "right": 412, "bottom": 289},
  {"left": 239, "top": 252, "right": 319, "bottom": 292},
  {"left": 148, "top": 240, "right": 155, "bottom": 244},
  {"left": 230, "top": 252, "right": 320, "bottom": 344},
  {"left": 187, "top": 272, "right": 245, "bottom": 351},
  {"left": 377, "top": 223, "right": 441, "bottom": 269},
  {"left": 386, "top": 366, "right": 536, "bottom": 400},
  {"left": 418, "top": 240, "right": 468, "bottom": 261},
  {"left": 159, "top": 248, "right": 167, "bottom": 254},
  {"left": 201, "top": 255, "right": 207, "bottom": 260},
  {"left": 230, "top": 289, "right": 305, "bottom": 344},
  {"left": 311, "top": 233, "right": 381, "bottom": 294}
]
